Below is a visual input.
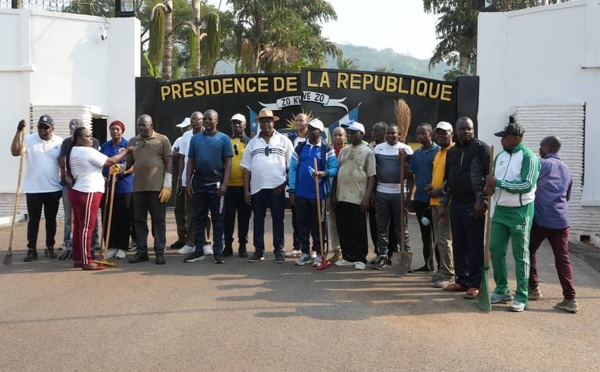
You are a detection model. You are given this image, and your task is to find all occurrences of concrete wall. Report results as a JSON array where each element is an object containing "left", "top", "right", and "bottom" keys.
[
  {"left": 478, "top": 0, "right": 600, "bottom": 243},
  {"left": 0, "top": 9, "right": 140, "bottom": 193}
]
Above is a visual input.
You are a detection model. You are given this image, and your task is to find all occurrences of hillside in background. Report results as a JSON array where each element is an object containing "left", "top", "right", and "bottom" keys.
[{"left": 215, "top": 43, "right": 448, "bottom": 80}]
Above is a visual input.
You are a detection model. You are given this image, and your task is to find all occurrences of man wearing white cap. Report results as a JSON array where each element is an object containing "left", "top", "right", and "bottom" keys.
[
  {"left": 170, "top": 117, "right": 192, "bottom": 250},
  {"left": 333, "top": 121, "right": 376, "bottom": 270},
  {"left": 288, "top": 119, "right": 338, "bottom": 266}
]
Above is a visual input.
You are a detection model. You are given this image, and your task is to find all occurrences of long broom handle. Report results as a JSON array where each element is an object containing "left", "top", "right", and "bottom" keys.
[
  {"left": 8, "top": 130, "right": 26, "bottom": 253},
  {"left": 100, "top": 176, "right": 111, "bottom": 258},
  {"left": 484, "top": 146, "right": 495, "bottom": 264},
  {"left": 400, "top": 151, "right": 406, "bottom": 253},
  {"left": 314, "top": 158, "right": 325, "bottom": 259},
  {"left": 104, "top": 174, "right": 117, "bottom": 257}
]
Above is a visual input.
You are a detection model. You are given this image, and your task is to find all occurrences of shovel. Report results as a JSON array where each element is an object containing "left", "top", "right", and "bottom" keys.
[
  {"left": 477, "top": 146, "right": 495, "bottom": 312},
  {"left": 314, "top": 158, "right": 332, "bottom": 270},
  {"left": 3, "top": 126, "right": 26, "bottom": 266},
  {"left": 395, "top": 151, "right": 412, "bottom": 276}
]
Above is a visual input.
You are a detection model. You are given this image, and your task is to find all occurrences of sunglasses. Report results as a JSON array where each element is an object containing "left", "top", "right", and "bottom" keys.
[
  {"left": 233, "top": 143, "right": 239, "bottom": 156},
  {"left": 264, "top": 146, "right": 270, "bottom": 157}
]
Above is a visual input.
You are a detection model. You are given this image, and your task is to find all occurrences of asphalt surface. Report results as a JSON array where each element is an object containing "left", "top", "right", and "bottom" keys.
[{"left": 1, "top": 211, "right": 599, "bottom": 372}]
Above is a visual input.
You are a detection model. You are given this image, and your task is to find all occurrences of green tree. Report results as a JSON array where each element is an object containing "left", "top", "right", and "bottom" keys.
[
  {"left": 227, "top": 0, "right": 342, "bottom": 73},
  {"left": 423, "top": 0, "right": 571, "bottom": 80}
]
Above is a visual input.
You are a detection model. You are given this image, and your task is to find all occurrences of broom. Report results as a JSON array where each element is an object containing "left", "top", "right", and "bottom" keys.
[
  {"left": 3, "top": 125, "right": 26, "bottom": 265},
  {"left": 314, "top": 158, "right": 332, "bottom": 270},
  {"left": 477, "top": 145, "right": 495, "bottom": 312},
  {"left": 394, "top": 98, "right": 411, "bottom": 143},
  {"left": 94, "top": 174, "right": 116, "bottom": 267}
]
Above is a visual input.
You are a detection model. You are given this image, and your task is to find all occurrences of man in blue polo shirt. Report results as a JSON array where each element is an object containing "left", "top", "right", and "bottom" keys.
[
  {"left": 408, "top": 123, "right": 440, "bottom": 272},
  {"left": 184, "top": 109, "right": 233, "bottom": 264}
]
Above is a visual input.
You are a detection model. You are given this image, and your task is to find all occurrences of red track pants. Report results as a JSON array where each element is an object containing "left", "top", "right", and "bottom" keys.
[{"left": 68, "top": 189, "right": 103, "bottom": 265}]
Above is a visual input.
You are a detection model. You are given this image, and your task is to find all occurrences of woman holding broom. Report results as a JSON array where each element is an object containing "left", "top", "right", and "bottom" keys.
[{"left": 66, "top": 126, "right": 134, "bottom": 270}]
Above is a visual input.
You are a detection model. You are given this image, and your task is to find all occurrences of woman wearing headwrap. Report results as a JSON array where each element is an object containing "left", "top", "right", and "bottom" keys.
[{"left": 66, "top": 126, "right": 133, "bottom": 270}]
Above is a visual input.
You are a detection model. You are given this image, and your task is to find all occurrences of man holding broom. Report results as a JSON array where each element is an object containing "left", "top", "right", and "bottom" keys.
[{"left": 485, "top": 123, "right": 539, "bottom": 312}]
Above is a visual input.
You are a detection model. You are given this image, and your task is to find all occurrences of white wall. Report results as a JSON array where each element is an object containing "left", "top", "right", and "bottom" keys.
[
  {"left": 0, "top": 9, "right": 140, "bottom": 193},
  {"left": 478, "top": 0, "right": 600, "bottom": 243}
]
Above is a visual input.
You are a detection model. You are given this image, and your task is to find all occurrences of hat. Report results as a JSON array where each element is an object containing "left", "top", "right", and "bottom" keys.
[
  {"left": 38, "top": 115, "right": 54, "bottom": 127},
  {"left": 341, "top": 120, "right": 365, "bottom": 134},
  {"left": 494, "top": 123, "right": 524, "bottom": 137},
  {"left": 256, "top": 108, "right": 279, "bottom": 122},
  {"left": 69, "top": 118, "right": 84, "bottom": 129},
  {"left": 109, "top": 120, "right": 125, "bottom": 133},
  {"left": 176, "top": 118, "right": 191, "bottom": 128},
  {"left": 435, "top": 121, "right": 453, "bottom": 132},
  {"left": 308, "top": 119, "right": 324, "bottom": 131},
  {"left": 230, "top": 113, "right": 246, "bottom": 123}
]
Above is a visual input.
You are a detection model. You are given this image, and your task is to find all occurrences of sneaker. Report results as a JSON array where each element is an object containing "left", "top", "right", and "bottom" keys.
[
  {"left": 213, "top": 253, "right": 224, "bottom": 264},
  {"left": 490, "top": 292, "right": 514, "bottom": 304},
  {"left": 310, "top": 251, "right": 317, "bottom": 260},
  {"left": 107, "top": 248, "right": 118, "bottom": 258},
  {"left": 24, "top": 250, "right": 38, "bottom": 262},
  {"left": 274, "top": 251, "right": 285, "bottom": 263},
  {"left": 434, "top": 279, "right": 452, "bottom": 289},
  {"left": 177, "top": 245, "right": 195, "bottom": 255},
  {"left": 354, "top": 261, "right": 366, "bottom": 270},
  {"left": 334, "top": 259, "right": 354, "bottom": 267},
  {"left": 509, "top": 300, "right": 528, "bottom": 312},
  {"left": 248, "top": 252, "right": 264, "bottom": 262},
  {"left": 529, "top": 287, "right": 542, "bottom": 301},
  {"left": 128, "top": 240, "right": 137, "bottom": 251},
  {"left": 295, "top": 254, "right": 313, "bottom": 266},
  {"left": 203, "top": 244, "right": 213, "bottom": 255},
  {"left": 313, "top": 256, "right": 323, "bottom": 267},
  {"left": 464, "top": 288, "right": 479, "bottom": 299},
  {"left": 184, "top": 251, "right": 206, "bottom": 263},
  {"left": 371, "top": 256, "right": 387, "bottom": 270},
  {"left": 170, "top": 241, "right": 185, "bottom": 249},
  {"left": 285, "top": 249, "right": 301, "bottom": 258},
  {"left": 116, "top": 249, "right": 127, "bottom": 259},
  {"left": 555, "top": 299, "right": 579, "bottom": 313},
  {"left": 58, "top": 250, "right": 72, "bottom": 261},
  {"left": 45, "top": 248, "right": 57, "bottom": 259}
]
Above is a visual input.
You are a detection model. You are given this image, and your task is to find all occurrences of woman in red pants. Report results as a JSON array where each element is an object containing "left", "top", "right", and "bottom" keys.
[{"left": 66, "top": 126, "right": 133, "bottom": 270}]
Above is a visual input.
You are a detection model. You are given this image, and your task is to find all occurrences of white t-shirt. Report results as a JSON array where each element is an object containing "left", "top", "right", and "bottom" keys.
[
  {"left": 373, "top": 141, "right": 413, "bottom": 194},
  {"left": 179, "top": 130, "right": 194, "bottom": 187},
  {"left": 172, "top": 136, "right": 184, "bottom": 153},
  {"left": 69, "top": 146, "right": 108, "bottom": 193},
  {"left": 240, "top": 131, "right": 293, "bottom": 195},
  {"left": 23, "top": 134, "right": 63, "bottom": 193}
]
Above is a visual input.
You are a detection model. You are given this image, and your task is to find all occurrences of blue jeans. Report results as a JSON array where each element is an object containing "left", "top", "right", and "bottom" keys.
[
  {"left": 450, "top": 201, "right": 485, "bottom": 288},
  {"left": 251, "top": 188, "right": 285, "bottom": 254},
  {"left": 193, "top": 180, "right": 224, "bottom": 254}
]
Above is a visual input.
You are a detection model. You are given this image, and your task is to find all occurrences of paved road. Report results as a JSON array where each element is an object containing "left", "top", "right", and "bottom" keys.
[{"left": 1, "top": 212, "right": 599, "bottom": 371}]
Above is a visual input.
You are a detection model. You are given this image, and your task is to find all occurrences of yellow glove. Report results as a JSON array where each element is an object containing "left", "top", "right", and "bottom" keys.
[
  {"left": 159, "top": 187, "right": 172, "bottom": 203},
  {"left": 109, "top": 164, "right": 123, "bottom": 175}
]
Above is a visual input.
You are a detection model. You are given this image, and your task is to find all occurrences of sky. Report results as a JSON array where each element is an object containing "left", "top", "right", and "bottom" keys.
[{"left": 207, "top": 0, "right": 439, "bottom": 61}]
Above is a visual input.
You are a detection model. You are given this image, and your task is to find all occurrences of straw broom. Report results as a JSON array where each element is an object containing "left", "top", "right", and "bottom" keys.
[{"left": 394, "top": 98, "right": 411, "bottom": 142}]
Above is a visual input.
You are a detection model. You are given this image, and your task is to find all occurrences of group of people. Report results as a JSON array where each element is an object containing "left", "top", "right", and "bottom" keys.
[{"left": 12, "top": 112, "right": 579, "bottom": 313}]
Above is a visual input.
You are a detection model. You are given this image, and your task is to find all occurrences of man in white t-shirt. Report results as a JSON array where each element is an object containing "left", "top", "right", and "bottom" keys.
[
  {"left": 11, "top": 116, "right": 64, "bottom": 262},
  {"left": 170, "top": 117, "right": 192, "bottom": 250}
]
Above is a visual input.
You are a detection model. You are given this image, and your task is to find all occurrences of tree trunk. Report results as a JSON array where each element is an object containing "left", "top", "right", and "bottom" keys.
[
  {"left": 192, "top": 0, "right": 202, "bottom": 76},
  {"left": 162, "top": 10, "right": 173, "bottom": 81}
]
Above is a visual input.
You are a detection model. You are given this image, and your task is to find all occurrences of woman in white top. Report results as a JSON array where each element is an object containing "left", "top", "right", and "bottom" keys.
[{"left": 66, "top": 127, "right": 133, "bottom": 270}]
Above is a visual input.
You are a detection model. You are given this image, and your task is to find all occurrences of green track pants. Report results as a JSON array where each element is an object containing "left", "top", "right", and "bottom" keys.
[{"left": 489, "top": 203, "right": 535, "bottom": 303}]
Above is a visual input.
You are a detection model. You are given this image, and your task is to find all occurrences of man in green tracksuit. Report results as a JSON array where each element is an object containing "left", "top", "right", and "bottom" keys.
[{"left": 485, "top": 123, "right": 540, "bottom": 312}]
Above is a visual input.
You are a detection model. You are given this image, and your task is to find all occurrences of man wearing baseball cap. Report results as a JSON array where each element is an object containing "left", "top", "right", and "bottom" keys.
[
  {"left": 485, "top": 122, "right": 540, "bottom": 312},
  {"left": 11, "top": 115, "right": 64, "bottom": 262}
]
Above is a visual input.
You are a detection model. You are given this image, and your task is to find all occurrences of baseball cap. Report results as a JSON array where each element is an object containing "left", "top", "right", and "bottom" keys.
[
  {"left": 435, "top": 121, "right": 453, "bottom": 132},
  {"left": 38, "top": 115, "right": 54, "bottom": 127},
  {"left": 341, "top": 120, "right": 365, "bottom": 134},
  {"left": 176, "top": 118, "right": 191, "bottom": 128},
  {"left": 494, "top": 123, "right": 524, "bottom": 137},
  {"left": 308, "top": 119, "right": 324, "bottom": 131},
  {"left": 231, "top": 113, "right": 246, "bottom": 123}
]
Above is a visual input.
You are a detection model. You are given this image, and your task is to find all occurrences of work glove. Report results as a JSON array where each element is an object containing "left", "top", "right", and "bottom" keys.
[
  {"left": 158, "top": 172, "right": 173, "bottom": 203},
  {"left": 17, "top": 119, "right": 26, "bottom": 132},
  {"left": 109, "top": 163, "right": 125, "bottom": 175}
]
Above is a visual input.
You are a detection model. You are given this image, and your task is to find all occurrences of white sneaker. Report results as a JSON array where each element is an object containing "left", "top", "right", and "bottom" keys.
[
  {"left": 354, "top": 261, "right": 367, "bottom": 270},
  {"left": 285, "top": 249, "right": 301, "bottom": 257},
  {"left": 178, "top": 245, "right": 195, "bottom": 255},
  {"left": 335, "top": 259, "right": 354, "bottom": 267},
  {"left": 116, "top": 249, "right": 127, "bottom": 259},
  {"left": 310, "top": 251, "right": 317, "bottom": 260},
  {"left": 107, "top": 248, "right": 118, "bottom": 258},
  {"left": 312, "top": 256, "right": 322, "bottom": 267},
  {"left": 203, "top": 244, "right": 213, "bottom": 255}
]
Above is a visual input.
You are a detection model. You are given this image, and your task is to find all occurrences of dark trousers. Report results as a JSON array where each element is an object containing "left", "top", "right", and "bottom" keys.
[
  {"left": 291, "top": 204, "right": 301, "bottom": 250},
  {"left": 337, "top": 201, "right": 368, "bottom": 264},
  {"left": 224, "top": 186, "right": 251, "bottom": 247},
  {"left": 26, "top": 191, "right": 62, "bottom": 250},
  {"left": 102, "top": 192, "right": 133, "bottom": 251},
  {"left": 133, "top": 191, "right": 167, "bottom": 253},
  {"left": 450, "top": 201, "right": 485, "bottom": 288},
  {"left": 529, "top": 224, "right": 576, "bottom": 300},
  {"left": 193, "top": 181, "right": 224, "bottom": 254},
  {"left": 413, "top": 200, "right": 439, "bottom": 269},
  {"left": 296, "top": 196, "right": 326, "bottom": 255},
  {"left": 251, "top": 188, "right": 285, "bottom": 253},
  {"left": 174, "top": 186, "right": 187, "bottom": 243},
  {"left": 369, "top": 204, "right": 398, "bottom": 256}
]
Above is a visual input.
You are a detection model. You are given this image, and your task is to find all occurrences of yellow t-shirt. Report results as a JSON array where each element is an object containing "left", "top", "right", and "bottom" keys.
[
  {"left": 430, "top": 144, "right": 453, "bottom": 206},
  {"left": 228, "top": 138, "right": 246, "bottom": 187}
]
